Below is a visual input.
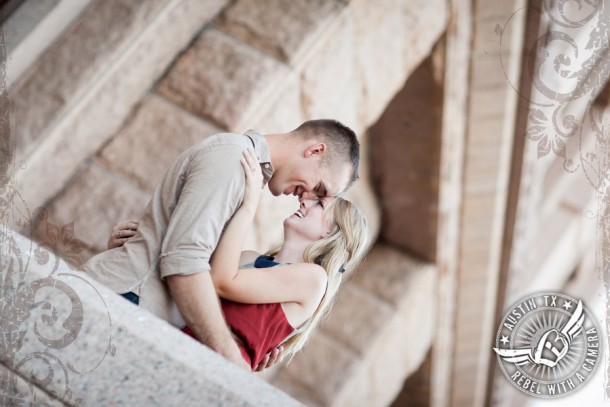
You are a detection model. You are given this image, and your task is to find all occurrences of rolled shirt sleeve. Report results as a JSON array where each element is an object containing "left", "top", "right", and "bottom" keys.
[
  {"left": 159, "top": 144, "right": 246, "bottom": 278},
  {"left": 82, "top": 130, "right": 272, "bottom": 325}
]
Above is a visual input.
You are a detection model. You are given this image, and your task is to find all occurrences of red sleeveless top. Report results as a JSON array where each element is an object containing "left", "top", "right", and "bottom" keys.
[{"left": 182, "top": 256, "right": 295, "bottom": 369}]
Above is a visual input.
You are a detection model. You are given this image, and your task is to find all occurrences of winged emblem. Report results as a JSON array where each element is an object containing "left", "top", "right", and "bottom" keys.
[{"left": 494, "top": 300, "right": 584, "bottom": 368}]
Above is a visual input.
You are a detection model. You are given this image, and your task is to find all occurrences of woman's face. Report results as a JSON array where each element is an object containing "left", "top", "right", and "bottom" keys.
[{"left": 284, "top": 197, "right": 334, "bottom": 242}]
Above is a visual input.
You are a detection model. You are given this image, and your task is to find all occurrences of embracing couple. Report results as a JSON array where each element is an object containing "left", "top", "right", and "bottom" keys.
[{"left": 83, "top": 119, "right": 369, "bottom": 372}]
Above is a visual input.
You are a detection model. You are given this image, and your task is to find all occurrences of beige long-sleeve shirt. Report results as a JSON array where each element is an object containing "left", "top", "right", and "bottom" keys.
[{"left": 83, "top": 130, "right": 273, "bottom": 326}]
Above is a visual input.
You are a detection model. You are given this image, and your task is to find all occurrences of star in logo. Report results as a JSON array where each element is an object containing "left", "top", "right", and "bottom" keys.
[
  {"left": 500, "top": 335, "right": 509, "bottom": 345},
  {"left": 563, "top": 300, "right": 572, "bottom": 310}
]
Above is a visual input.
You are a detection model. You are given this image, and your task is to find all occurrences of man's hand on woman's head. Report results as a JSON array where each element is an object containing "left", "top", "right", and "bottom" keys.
[{"left": 107, "top": 219, "right": 139, "bottom": 250}]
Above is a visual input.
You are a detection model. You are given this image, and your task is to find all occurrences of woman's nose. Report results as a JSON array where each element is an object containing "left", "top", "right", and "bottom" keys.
[{"left": 300, "top": 199, "right": 315, "bottom": 213}]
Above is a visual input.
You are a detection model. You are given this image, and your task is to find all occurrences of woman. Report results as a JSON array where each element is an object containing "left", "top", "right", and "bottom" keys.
[{"left": 108, "top": 150, "right": 369, "bottom": 369}]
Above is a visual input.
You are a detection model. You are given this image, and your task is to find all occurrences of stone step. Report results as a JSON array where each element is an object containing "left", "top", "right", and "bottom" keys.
[
  {"left": 266, "top": 244, "right": 437, "bottom": 406},
  {"left": 13, "top": 0, "right": 229, "bottom": 211}
]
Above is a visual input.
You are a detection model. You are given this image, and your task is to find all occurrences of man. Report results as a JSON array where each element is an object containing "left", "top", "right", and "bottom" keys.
[{"left": 84, "top": 119, "right": 359, "bottom": 371}]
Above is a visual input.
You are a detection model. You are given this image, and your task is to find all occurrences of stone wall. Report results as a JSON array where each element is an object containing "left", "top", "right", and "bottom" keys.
[
  {"left": 4, "top": 0, "right": 449, "bottom": 405},
  {"left": 6, "top": 0, "right": 605, "bottom": 405},
  {"left": 13, "top": 0, "right": 448, "bottom": 259},
  {"left": 449, "top": 0, "right": 526, "bottom": 405}
]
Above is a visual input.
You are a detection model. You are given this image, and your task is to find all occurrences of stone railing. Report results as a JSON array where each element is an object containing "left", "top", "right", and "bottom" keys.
[
  {"left": 0, "top": 228, "right": 302, "bottom": 406},
  {"left": 0, "top": 227, "right": 435, "bottom": 406}
]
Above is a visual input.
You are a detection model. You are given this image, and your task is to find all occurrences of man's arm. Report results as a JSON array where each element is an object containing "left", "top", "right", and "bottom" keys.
[
  {"left": 158, "top": 144, "right": 249, "bottom": 368},
  {"left": 166, "top": 272, "right": 249, "bottom": 370}
]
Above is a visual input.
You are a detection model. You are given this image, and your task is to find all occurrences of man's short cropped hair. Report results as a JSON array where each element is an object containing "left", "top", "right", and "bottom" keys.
[{"left": 294, "top": 119, "right": 360, "bottom": 185}]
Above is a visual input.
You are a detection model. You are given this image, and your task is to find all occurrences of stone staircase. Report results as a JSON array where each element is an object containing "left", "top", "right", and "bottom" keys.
[{"left": 3, "top": 0, "right": 449, "bottom": 405}]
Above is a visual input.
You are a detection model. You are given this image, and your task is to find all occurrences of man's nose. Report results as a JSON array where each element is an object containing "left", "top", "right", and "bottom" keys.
[{"left": 299, "top": 190, "right": 316, "bottom": 200}]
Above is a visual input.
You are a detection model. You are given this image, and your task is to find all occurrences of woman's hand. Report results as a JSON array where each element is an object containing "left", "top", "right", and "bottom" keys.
[
  {"left": 240, "top": 149, "right": 263, "bottom": 212},
  {"left": 107, "top": 219, "right": 139, "bottom": 249},
  {"left": 254, "top": 345, "right": 284, "bottom": 372}
]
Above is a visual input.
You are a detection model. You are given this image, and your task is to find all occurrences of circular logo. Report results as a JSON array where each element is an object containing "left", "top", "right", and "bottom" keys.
[{"left": 493, "top": 292, "right": 601, "bottom": 398}]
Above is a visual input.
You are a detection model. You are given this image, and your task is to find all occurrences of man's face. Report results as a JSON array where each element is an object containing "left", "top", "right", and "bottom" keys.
[{"left": 267, "top": 156, "right": 352, "bottom": 200}]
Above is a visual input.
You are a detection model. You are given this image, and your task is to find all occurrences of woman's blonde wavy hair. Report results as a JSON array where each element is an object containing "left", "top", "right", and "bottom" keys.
[{"left": 268, "top": 197, "right": 370, "bottom": 363}]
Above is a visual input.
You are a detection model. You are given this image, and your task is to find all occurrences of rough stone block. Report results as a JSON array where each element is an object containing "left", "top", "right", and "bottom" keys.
[
  {"left": 99, "top": 95, "right": 222, "bottom": 193},
  {"left": 352, "top": 244, "right": 434, "bottom": 307},
  {"left": 0, "top": 230, "right": 302, "bottom": 406},
  {"left": 467, "top": 114, "right": 505, "bottom": 145},
  {"left": 43, "top": 162, "right": 149, "bottom": 255},
  {"left": 300, "top": 12, "right": 362, "bottom": 133},
  {"left": 370, "top": 54, "right": 444, "bottom": 262},
  {"left": 352, "top": 0, "right": 447, "bottom": 125},
  {"left": 15, "top": 0, "right": 228, "bottom": 213},
  {"left": 11, "top": 0, "right": 168, "bottom": 157},
  {"left": 251, "top": 73, "right": 305, "bottom": 135},
  {"left": 468, "top": 85, "right": 510, "bottom": 118},
  {"left": 265, "top": 377, "right": 323, "bottom": 407},
  {"left": 471, "top": 18, "right": 512, "bottom": 55},
  {"left": 156, "top": 28, "right": 291, "bottom": 131},
  {"left": 271, "top": 333, "right": 359, "bottom": 406},
  {"left": 470, "top": 54, "right": 509, "bottom": 89},
  {"left": 269, "top": 244, "right": 436, "bottom": 406},
  {"left": 339, "top": 298, "right": 435, "bottom": 407},
  {"left": 474, "top": 0, "right": 521, "bottom": 20},
  {"left": 319, "top": 283, "right": 394, "bottom": 355},
  {"left": 216, "top": 0, "right": 346, "bottom": 64}
]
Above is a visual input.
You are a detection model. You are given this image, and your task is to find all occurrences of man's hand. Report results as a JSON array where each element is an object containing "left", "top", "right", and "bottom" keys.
[
  {"left": 107, "top": 219, "right": 139, "bottom": 249},
  {"left": 253, "top": 345, "right": 284, "bottom": 372},
  {"left": 220, "top": 343, "right": 252, "bottom": 372},
  {"left": 167, "top": 273, "right": 251, "bottom": 371}
]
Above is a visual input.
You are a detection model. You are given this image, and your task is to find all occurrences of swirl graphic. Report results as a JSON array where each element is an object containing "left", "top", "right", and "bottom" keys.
[
  {"left": 496, "top": 0, "right": 610, "bottom": 400},
  {"left": 499, "top": 1, "right": 609, "bottom": 174},
  {"left": 0, "top": 139, "right": 115, "bottom": 406}
]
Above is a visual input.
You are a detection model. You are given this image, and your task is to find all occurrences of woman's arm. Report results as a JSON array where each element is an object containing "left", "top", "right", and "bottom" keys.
[
  {"left": 210, "top": 150, "right": 327, "bottom": 307},
  {"left": 208, "top": 149, "right": 262, "bottom": 287},
  {"left": 214, "top": 263, "right": 327, "bottom": 306}
]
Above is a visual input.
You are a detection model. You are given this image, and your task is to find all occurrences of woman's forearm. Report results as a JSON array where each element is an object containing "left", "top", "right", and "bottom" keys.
[
  {"left": 210, "top": 203, "right": 257, "bottom": 287},
  {"left": 211, "top": 149, "right": 261, "bottom": 291}
]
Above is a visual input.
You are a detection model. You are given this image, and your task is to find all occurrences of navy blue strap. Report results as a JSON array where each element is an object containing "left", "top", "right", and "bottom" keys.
[
  {"left": 120, "top": 291, "right": 140, "bottom": 305},
  {"left": 254, "top": 255, "right": 280, "bottom": 268}
]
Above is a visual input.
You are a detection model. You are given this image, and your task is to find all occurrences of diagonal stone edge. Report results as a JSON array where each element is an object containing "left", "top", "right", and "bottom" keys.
[
  {"left": 2, "top": 230, "right": 303, "bottom": 406},
  {"left": 0, "top": 363, "right": 68, "bottom": 406}
]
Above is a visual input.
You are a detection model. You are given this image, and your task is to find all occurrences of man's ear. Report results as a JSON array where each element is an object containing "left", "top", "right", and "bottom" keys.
[{"left": 304, "top": 143, "right": 326, "bottom": 158}]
